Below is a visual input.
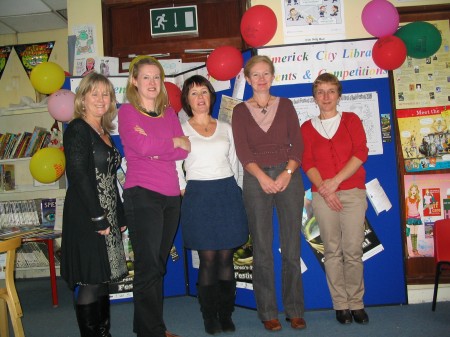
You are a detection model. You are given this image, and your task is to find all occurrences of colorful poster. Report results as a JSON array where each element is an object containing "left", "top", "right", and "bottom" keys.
[
  {"left": 0, "top": 45, "right": 12, "bottom": 80},
  {"left": 13, "top": 41, "right": 55, "bottom": 77},
  {"left": 281, "top": 0, "right": 346, "bottom": 44},
  {"left": 302, "top": 189, "right": 384, "bottom": 270},
  {"left": 403, "top": 174, "right": 450, "bottom": 258},
  {"left": 397, "top": 105, "right": 450, "bottom": 172},
  {"left": 258, "top": 39, "right": 388, "bottom": 87},
  {"left": 393, "top": 20, "right": 450, "bottom": 110}
]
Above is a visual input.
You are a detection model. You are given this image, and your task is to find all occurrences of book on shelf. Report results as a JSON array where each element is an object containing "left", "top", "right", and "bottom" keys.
[
  {"left": 24, "top": 126, "right": 47, "bottom": 157},
  {"left": 12, "top": 132, "right": 31, "bottom": 159},
  {"left": 17, "top": 133, "right": 32, "bottom": 158},
  {"left": 0, "top": 164, "right": 15, "bottom": 191},
  {"left": 0, "top": 132, "right": 15, "bottom": 159},
  {"left": 0, "top": 200, "right": 40, "bottom": 228},
  {"left": 41, "top": 198, "right": 56, "bottom": 229}
]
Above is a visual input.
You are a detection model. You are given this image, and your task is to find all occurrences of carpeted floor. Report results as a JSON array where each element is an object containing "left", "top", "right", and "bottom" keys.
[{"left": 11, "top": 277, "right": 450, "bottom": 337}]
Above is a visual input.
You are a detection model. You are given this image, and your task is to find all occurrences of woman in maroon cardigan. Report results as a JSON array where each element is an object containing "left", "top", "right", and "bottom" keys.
[
  {"left": 232, "top": 55, "right": 306, "bottom": 332},
  {"left": 301, "top": 73, "right": 369, "bottom": 326}
]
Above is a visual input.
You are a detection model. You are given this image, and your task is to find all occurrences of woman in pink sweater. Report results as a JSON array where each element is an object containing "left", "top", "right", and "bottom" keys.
[{"left": 118, "top": 56, "right": 190, "bottom": 337}]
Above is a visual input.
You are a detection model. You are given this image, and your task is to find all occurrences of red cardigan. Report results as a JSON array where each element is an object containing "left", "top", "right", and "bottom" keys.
[{"left": 301, "top": 112, "right": 368, "bottom": 192}]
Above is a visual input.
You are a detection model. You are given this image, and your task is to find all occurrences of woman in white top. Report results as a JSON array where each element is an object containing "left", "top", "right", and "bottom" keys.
[{"left": 177, "top": 75, "right": 248, "bottom": 335}]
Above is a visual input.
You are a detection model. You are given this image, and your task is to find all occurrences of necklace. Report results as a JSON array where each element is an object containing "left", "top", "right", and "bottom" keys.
[
  {"left": 85, "top": 119, "right": 105, "bottom": 136},
  {"left": 254, "top": 95, "right": 271, "bottom": 114},
  {"left": 138, "top": 104, "right": 158, "bottom": 117},
  {"left": 319, "top": 113, "right": 341, "bottom": 139}
]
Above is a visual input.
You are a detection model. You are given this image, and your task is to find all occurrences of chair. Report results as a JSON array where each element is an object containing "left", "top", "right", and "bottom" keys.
[
  {"left": 432, "top": 219, "right": 450, "bottom": 311},
  {"left": 0, "top": 237, "right": 25, "bottom": 337}
]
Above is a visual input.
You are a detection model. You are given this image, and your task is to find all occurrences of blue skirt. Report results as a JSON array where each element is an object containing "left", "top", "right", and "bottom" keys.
[{"left": 181, "top": 176, "right": 249, "bottom": 250}]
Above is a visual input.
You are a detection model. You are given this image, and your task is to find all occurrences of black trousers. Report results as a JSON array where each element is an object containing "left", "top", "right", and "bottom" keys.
[{"left": 123, "top": 186, "right": 181, "bottom": 337}]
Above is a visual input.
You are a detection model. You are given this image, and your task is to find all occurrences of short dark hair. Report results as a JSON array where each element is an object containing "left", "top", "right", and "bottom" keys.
[{"left": 181, "top": 75, "right": 216, "bottom": 117}]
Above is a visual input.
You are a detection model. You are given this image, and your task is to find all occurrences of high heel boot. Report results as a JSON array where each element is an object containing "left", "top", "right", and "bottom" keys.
[
  {"left": 197, "top": 284, "right": 222, "bottom": 335},
  {"left": 98, "top": 295, "right": 112, "bottom": 337},
  {"left": 75, "top": 301, "right": 100, "bottom": 337},
  {"left": 218, "top": 280, "right": 236, "bottom": 332}
]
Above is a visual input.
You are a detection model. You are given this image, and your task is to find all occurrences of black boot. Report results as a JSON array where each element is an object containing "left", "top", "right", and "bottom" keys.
[
  {"left": 197, "top": 284, "right": 222, "bottom": 335},
  {"left": 98, "top": 295, "right": 112, "bottom": 337},
  {"left": 218, "top": 280, "right": 236, "bottom": 332},
  {"left": 75, "top": 302, "right": 100, "bottom": 337}
]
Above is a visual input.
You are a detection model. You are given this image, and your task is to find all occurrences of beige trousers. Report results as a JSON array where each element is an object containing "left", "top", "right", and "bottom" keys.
[{"left": 312, "top": 188, "right": 367, "bottom": 310}]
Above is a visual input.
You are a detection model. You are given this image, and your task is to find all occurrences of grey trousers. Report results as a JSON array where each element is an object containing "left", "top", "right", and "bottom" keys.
[
  {"left": 243, "top": 163, "right": 305, "bottom": 321},
  {"left": 312, "top": 188, "right": 367, "bottom": 311}
]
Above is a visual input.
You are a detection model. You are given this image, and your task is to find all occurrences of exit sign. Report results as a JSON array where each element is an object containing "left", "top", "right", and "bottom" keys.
[{"left": 150, "top": 5, "right": 198, "bottom": 37}]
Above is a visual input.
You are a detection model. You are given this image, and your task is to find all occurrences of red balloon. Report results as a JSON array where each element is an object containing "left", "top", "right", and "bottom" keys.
[
  {"left": 240, "top": 5, "right": 277, "bottom": 47},
  {"left": 164, "top": 82, "right": 182, "bottom": 113},
  {"left": 372, "top": 36, "right": 407, "bottom": 70},
  {"left": 206, "top": 46, "right": 243, "bottom": 81}
]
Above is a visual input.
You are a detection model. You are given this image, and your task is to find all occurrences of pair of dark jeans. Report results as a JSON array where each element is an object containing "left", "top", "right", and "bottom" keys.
[{"left": 123, "top": 186, "right": 180, "bottom": 337}]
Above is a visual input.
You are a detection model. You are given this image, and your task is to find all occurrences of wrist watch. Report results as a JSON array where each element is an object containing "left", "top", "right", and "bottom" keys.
[{"left": 285, "top": 168, "right": 293, "bottom": 175}]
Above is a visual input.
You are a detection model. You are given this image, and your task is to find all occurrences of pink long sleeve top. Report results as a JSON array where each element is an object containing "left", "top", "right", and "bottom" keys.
[{"left": 118, "top": 104, "right": 188, "bottom": 196}]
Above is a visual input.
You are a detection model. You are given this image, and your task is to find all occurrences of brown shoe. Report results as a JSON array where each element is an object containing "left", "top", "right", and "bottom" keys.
[
  {"left": 165, "top": 331, "right": 180, "bottom": 337},
  {"left": 262, "top": 318, "right": 282, "bottom": 331},
  {"left": 286, "top": 317, "right": 307, "bottom": 329}
]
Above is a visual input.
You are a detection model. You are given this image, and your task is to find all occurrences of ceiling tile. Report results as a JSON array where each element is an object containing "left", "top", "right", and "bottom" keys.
[
  {"left": 0, "top": 0, "right": 51, "bottom": 16},
  {"left": 0, "top": 21, "right": 16, "bottom": 35},
  {"left": 0, "top": 13, "right": 67, "bottom": 33}
]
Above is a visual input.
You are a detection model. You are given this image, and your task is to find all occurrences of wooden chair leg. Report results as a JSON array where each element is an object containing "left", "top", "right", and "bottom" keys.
[{"left": 0, "top": 297, "right": 10, "bottom": 337}]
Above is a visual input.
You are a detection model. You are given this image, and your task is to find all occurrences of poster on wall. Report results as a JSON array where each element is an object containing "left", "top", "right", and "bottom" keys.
[
  {"left": 393, "top": 20, "right": 450, "bottom": 110},
  {"left": 403, "top": 174, "right": 450, "bottom": 258},
  {"left": 302, "top": 189, "right": 384, "bottom": 269},
  {"left": 281, "top": 0, "right": 345, "bottom": 44},
  {"left": 258, "top": 39, "right": 388, "bottom": 87},
  {"left": 397, "top": 105, "right": 450, "bottom": 172}
]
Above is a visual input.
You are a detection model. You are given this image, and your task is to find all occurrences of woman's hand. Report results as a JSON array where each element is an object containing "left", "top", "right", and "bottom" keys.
[
  {"left": 258, "top": 174, "right": 281, "bottom": 194},
  {"left": 98, "top": 227, "right": 111, "bottom": 236},
  {"left": 173, "top": 136, "right": 191, "bottom": 152},
  {"left": 275, "top": 170, "right": 292, "bottom": 192},
  {"left": 324, "top": 192, "right": 343, "bottom": 212},
  {"left": 318, "top": 178, "right": 339, "bottom": 198},
  {"left": 134, "top": 125, "right": 147, "bottom": 135}
]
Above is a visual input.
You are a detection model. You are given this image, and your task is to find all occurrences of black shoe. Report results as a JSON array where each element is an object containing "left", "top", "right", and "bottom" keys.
[
  {"left": 351, "top": 309, "right": 369, "bottom": 324},
  {"left": 335, "top": 310, "right": 352, "bottom": 324}
]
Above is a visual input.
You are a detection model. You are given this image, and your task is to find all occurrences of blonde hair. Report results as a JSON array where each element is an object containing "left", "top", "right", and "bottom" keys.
[
  {"left": 408, "top": 184, "right": 421, "bottom": 202},
  {"left": 73, "top": 72, "right": 117, "bottom": 133},
  {"left": 126, "top": 56, "right": 168, "bottom": 115},
  {"left": 243, "top": 55, "right": 275, "bottom": 78}
]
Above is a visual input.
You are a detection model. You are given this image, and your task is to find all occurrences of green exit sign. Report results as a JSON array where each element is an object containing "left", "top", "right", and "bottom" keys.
[{"left": 150, "top": 5, "right": 198, "bottom": 37}]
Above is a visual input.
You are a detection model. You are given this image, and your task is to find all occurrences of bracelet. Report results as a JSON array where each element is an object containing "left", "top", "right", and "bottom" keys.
[{"left": 91, "top": 214, "right": 106, "bottom": 222}]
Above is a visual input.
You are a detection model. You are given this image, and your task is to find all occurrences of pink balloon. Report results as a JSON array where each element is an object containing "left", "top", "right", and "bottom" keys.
[
  {"left": 206, "top": 46, "right": 243, "bottom": 81},
  {"left": 164, "top": 82, "right": 182, "bottom": 113},
  {"left": 372, "top": 36, "right": 407, "bottom": 70},
  {"left": 362, "top": 0, "right": 399, "bottom": 37},
  {"left": 47, "top": 89, "right": 75, "bottom": 122},
  {"left": 240, "top": 5, "right": 277, "bottom": 47}
]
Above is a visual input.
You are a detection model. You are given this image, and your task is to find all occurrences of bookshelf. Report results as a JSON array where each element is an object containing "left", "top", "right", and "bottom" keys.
[{"left": 0, "top": 107, "right": 65, "bottom": 282}]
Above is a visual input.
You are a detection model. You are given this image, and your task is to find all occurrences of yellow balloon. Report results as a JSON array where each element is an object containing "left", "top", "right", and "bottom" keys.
[
  {"left": 30, "top": 62, "right": 65, "bottom": 94},
  {"left": 29, "top": 148, "right": 66, "bottom": 183}
]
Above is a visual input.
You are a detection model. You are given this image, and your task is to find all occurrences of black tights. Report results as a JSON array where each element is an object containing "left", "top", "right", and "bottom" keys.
[
  {"left": 198, "top": 249, "right": 234, "bottom": 286},
  {"left": 75, "top": 283, "right": 109, "bottom": 305}
]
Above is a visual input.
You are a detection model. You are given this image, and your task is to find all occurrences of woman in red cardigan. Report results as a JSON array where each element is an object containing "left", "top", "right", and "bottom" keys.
[{"left": 301, "top": 73, "right": 369, "bottom": 326}]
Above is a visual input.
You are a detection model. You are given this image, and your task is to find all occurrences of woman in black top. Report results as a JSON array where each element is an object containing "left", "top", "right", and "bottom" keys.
[{"left": 61, "top": 73, "right": 128, "bottom": 337}]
